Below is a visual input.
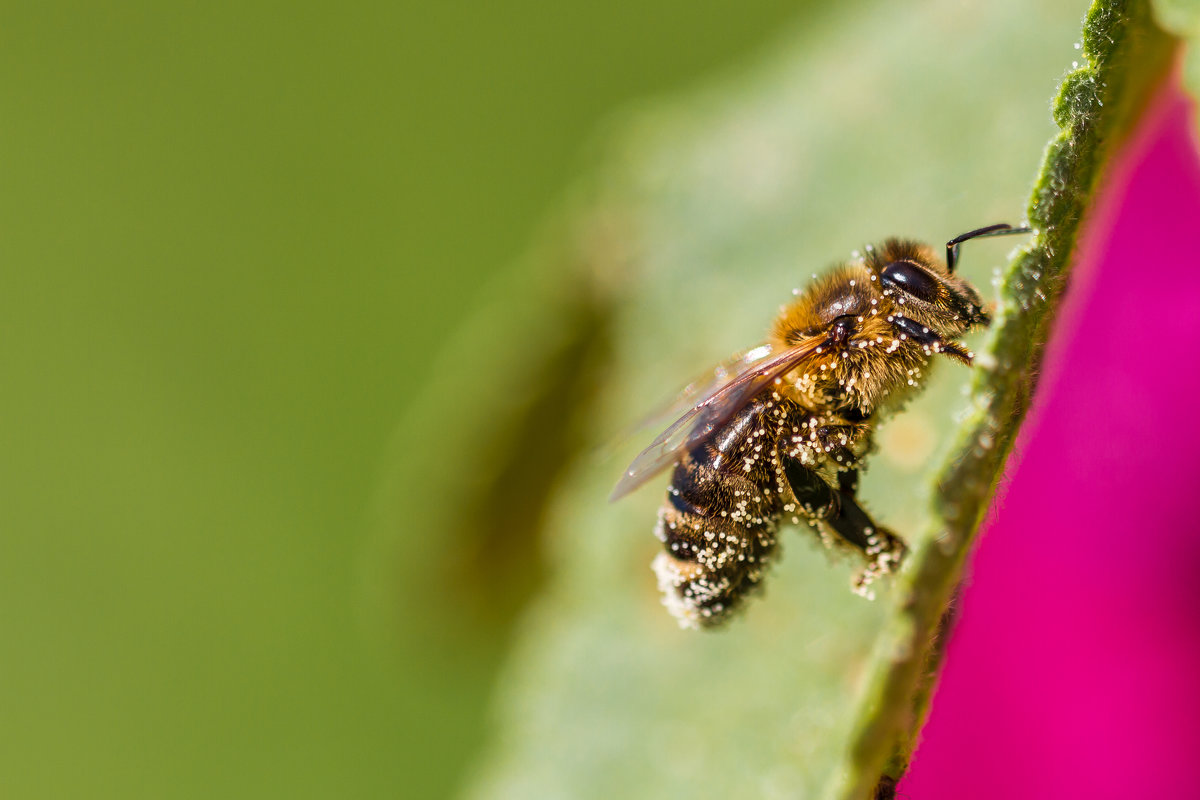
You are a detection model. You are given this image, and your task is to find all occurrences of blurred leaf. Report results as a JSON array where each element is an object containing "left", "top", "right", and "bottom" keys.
[{"left": 1151, "top": 0, "right": 1200, "bottom": 123}]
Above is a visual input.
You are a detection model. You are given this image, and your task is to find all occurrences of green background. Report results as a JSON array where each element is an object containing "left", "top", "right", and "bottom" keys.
[{"left": 0, "top": 3, "right": 805, "bottom": 798}]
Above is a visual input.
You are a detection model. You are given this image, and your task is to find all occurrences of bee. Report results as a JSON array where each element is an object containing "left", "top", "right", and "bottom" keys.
[{"left": 612, "top": 223, "right": 1030, "bottom": 628}]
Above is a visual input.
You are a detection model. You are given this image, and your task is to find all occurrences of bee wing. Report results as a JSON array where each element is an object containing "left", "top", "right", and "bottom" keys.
[
  {"left": 609, "top": 338, "right": 824, "bottom": 501},
  {"left": 618, "top": 342, "right": 777, "bottom": 443}
]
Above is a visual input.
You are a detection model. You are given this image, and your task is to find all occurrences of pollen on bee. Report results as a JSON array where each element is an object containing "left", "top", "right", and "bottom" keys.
[{"left": 628, "top": 223, "right": 1009, "bottom": 628}]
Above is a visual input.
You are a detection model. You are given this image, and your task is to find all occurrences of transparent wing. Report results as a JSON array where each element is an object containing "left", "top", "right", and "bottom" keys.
[
  {"left": 609, "top": 338, "right": 824, "bottom": 501},
  {"left": 617, "top": 342, "right": 776, "bottom": 444}
]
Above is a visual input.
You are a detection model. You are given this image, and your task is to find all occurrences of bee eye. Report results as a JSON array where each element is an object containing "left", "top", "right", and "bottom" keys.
[{"left": 880, "top": 261, "right": 940, "bottom": 302}]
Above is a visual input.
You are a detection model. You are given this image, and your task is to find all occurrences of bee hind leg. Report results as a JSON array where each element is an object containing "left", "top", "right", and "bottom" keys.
[
  {"left": 833, "top": 489, "right": 907, "bottom": 598},
  {"left": 782, "top": 461, "right": 907, "bottom": 596}
]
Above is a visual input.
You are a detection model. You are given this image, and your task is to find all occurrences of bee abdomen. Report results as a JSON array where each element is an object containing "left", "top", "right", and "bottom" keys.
[{"left": 652, "top": 451, "right": 782, "bottom": 629}]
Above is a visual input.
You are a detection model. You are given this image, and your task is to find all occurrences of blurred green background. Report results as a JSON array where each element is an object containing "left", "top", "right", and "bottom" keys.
[{"left": 0, "top": 2, "right": 812, "bottom": 798}]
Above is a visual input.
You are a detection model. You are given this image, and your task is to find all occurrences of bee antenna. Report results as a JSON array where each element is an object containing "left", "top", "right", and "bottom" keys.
[{"left": 945, "top": 222, "right": 1032, "bottom": 273}]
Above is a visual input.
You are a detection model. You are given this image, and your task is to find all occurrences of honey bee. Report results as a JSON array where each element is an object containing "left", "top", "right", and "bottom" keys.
[{"left": 612, "top": 223, "right": 1030, "bottom": 628}]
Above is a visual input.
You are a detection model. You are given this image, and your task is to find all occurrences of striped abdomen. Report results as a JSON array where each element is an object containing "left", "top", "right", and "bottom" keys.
[{"left": 652, "top": 395, "right": 793, "bottom": 628}]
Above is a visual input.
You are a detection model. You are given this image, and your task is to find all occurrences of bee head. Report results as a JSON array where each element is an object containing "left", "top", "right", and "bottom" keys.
[
  {"left": 769, "top": 225, "right": 1027, "bottom": 413},
  {"left": 867, "top": 239, "right": 990, "bottom": 338},
  {"left": 772, "top": 245, "right": 991, "bottom": 413}
]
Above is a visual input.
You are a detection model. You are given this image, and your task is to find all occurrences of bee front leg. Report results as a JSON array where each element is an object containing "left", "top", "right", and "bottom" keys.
[{"left": 782, "top": 461, "right": 907, "bottom": 596}]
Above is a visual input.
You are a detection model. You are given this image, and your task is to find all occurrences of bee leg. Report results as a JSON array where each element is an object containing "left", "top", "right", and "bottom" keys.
[
  {"left": 782, "top": 459, "right": 838, "bottom": 520},
  {"left": 829, "top": 484, "right": 908, "bottom": 595},
  {"left": 782, "top": 460, "right": 870, "bottom": 549},
  {"left": 892, "top": 315, "right": 974, "bottom": 365},
  {"left": 803, "top": 421, "right": 865, "bottom": 465},
  {"left": 829, "top": 487, "right": 902, "bottom": 555},
  {"left": 783, "top": 460, "right": 907, "bottom": 579}
]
